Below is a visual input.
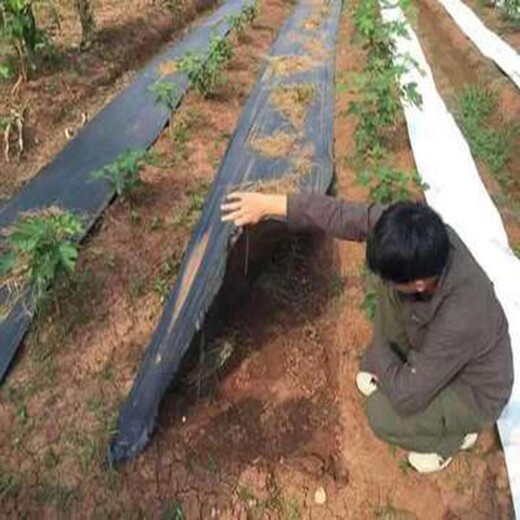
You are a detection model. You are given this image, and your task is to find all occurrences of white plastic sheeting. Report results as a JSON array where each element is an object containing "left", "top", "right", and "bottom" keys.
[
  {"left": 380, "top": 3, "right": 520, "bottom": 517},
  {"left": 436, "top": 0, "right": 520, "bottom": 89}
]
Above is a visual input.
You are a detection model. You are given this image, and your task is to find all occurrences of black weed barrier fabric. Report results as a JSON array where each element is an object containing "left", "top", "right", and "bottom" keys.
[
  {"left": 0, "top": 0, "right": 249, "bottom": 382},
  {"left": 108, "top": 0, "right": 342, "bottom": 464}
]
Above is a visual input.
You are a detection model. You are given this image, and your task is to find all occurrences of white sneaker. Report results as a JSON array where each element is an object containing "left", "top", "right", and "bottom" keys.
[
  {"left": 356, "top": 371, "right": 378, "bottom": 397},
  {"left": 407, "top": 452, "right": 453, "bottom": 473},
  {"left": 460, "top": 432, "right": 478, "bottom": 451}
]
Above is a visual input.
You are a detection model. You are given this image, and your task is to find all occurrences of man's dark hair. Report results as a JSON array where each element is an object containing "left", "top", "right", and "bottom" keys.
[{"left": 366, "top": 202, "right": 450, "bottom": 283}]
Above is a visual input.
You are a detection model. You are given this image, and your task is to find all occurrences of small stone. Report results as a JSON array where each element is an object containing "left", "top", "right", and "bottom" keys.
[
  {"left": 314, "top": 486, "right": 327, "bottom": 505},
  {"left": 182, "top": 416, "right": 186, "bottom": 423}
]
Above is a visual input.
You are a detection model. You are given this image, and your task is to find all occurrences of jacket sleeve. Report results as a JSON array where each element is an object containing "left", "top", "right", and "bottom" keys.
[
  {"left": 372, "top": 288, "right": 479, "bottom": 416},
  {"left": 287, "top": 193, "right": 385, "bottom": 241}
]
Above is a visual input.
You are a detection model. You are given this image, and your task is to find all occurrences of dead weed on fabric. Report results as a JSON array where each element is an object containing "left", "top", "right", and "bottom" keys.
[
  {"left": 249, "top": 131, "right": 297, "bottom": 157},
  {"left": 269, "top": 55, "right": 316, "bottom": 76},
  {"left": 270, "top": 83, "right": 316, "bottom": 129},
  {"left": 158, "top": 59, "right": 179, "bottom": 78}
]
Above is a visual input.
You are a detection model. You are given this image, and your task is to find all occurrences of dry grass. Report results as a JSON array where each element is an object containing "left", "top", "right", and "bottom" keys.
[
  {"left": 236, "top": 153, "right": 314, "bottom": 194},
  {"left": 269, "top": 83, "right": 316, "bottom": 129},
  {"left": 269, "top": 55, "right": 316, "bottom": 76},
  {"left": 304, "top": 39, "right": 328, "bottom": 59},
  {"left": 303, "top": 14, "right": 321, "bottom": 31},
  {"left": 158, "top": 59, "right": 179, "bottom": 78},
  {"left": 302, "top": 0, "right": 331, "bottom": 31},
  {"left": 249, "top": 131, "right": 297, "bottom": 157}
]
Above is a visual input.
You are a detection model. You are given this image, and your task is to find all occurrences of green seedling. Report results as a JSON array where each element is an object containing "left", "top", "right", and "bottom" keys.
[
  {"left": 226, "top": 13, "right": 248, "bottom": 39},
  {"left": 91, "top": 149, "right": 152, "bottom": 200},
  {"left": 357, "top": 166, "right": 411, "bottom": 204},
  {"left": 74, "top": 0, "right": 95, "bottom": 50},
  {"left": 161, "top": 499, "right": 185, "bottom": 520},
  {"left": 500, "top": 0, "right": 520, "bottom": 24},
  {"left": 362, "top": 268, "right": 377, "bottom": 322},
  {"left": 0, "top": 64, "right": 10, "bottom": 79},
  {"left": 226, "top": 0, "right": 260, "bottom": 39},
  {"left": 349, "top": 0, "right": 422, "bottom": 160},
  {"left": 0, "top": 207, "right": 84, "bottom": 318},
  {"left": 0, "top": 0, "right": 59, "bottom": 79},
  {"left": 457, "top": 84, "right": 519, "bottom": 178},
  {"left": 178, "top": 32, "right": 234, "bottom": 97},
  {"left": 242, "top": 0, "right": 260, "bottom": 25},
  {"left": 149, "top": 80, "right": 178, "bottom": 112},
  {"left": 0, "top": 473, "right": 19, "bottom": 499}
]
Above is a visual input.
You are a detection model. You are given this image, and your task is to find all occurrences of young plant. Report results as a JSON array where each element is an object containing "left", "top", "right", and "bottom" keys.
[
  {"left": 242, "top": 0, "right": 260, "bottom": 25},
  {"left": 0, "top": 0, "right": 58, "bottom": 79},
  {"left": 148, "top": 80, "right": 178, "bottom": 112},
  {"left": 457, "top": 84, "right": 519, "bottom": 178},
  {"left": 226, "top": 12, "right": 248, "bottom": 39},
  {"left": 91, "top": 149, "right": 152, "bottom": 200},
  {"left": 499, "top": 0, "right": 520, "bottom": 24},
  {"left": 0, "top": 208, "right": 84, "bottom": 317},
  {"left": 349, "top": 0, "right": 422, "bottom": 160},
  {"left": 178, "top": 32, "right": 234, "bottom": 97},
  {"left": 357, "top": 166, "right": 411, "bottom": 204},
  {"left": 73, "top": 0, "right": 95, "bottom": 50},
  {"left": 361, "top": 268, "right": 377, "bottom": 322}
]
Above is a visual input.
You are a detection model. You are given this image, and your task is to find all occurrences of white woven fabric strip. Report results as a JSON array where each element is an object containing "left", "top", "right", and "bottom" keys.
[{"left": 437, "top": 0, "right": 520, "bottom": 88}]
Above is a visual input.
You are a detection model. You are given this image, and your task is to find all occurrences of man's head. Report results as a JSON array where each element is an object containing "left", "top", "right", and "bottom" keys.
[{"left": 366, "top": 202, "right": 450, "bottom": 295}]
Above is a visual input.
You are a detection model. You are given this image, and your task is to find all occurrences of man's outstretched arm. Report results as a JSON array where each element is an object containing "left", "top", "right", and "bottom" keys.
[{"left": 222, "top": 192, "right": 385, "bottom": 241}]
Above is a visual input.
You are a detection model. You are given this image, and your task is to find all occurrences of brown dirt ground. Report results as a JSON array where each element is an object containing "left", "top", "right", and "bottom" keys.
[
  {"left": 0, "top": 1, "right": 517, "bottom": 519},
  {"left": 0, "top": 0, "right": 217, "bottom": 201},
  {"left": 461, "top": 0, "right": 520, "bottom": 52}
]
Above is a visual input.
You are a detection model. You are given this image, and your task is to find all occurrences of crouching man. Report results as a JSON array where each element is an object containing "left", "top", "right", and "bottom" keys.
[{"left": 221, "top": 191, "right": 514, "bottom": 473}]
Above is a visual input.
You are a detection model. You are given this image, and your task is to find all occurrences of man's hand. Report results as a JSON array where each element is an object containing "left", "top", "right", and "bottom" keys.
[{"left": 221, "top": 192, "right": 287, "bottom": 227}]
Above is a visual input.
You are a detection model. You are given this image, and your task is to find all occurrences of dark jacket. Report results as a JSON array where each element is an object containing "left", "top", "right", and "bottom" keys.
[{"left": 287, "top": 193, "right": 514, "bottom": 420}]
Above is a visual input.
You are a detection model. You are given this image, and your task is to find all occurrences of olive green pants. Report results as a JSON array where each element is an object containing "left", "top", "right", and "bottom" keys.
[
  {"left": 365, "top": 385, "right": 486, "bottom": 458},
  {"left": 363, "top": 280, "right": 486, "bottom": 459}
]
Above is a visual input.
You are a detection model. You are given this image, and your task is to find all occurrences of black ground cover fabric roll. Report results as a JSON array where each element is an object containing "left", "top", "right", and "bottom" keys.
[
  {"left": 0, "top": 0, "right": 249, "bottom": 382},
  {"left": 108, "top": 0, "right": 342, "bottom": 464}
]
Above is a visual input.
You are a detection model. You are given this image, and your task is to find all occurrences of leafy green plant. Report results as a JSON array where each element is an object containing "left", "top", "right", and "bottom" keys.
[
  {"left": 0, "top": 473, "right": 20, "bottom": 499},
  {"left": 226, "top": 12, "right": 248, "bottom": 39},
  {"left": 73, "top": 0, "right": 95, "bottom": 50},
  {"left": 91, "top": 149, "right": 152, "bottom": 200},
  {"left": 0, "top": 208, "right": 84, "bottom": 317},
  {"left": 0, "top": 63, "right": 10, "bottom": 79},
  {"left": 242, "top": 0, "right": 260, "bottom": 25},
  {"left": 178, "top": 32, "right": 234, "bottom": 97},
  {"left": 357, "top": 166, "right": 412, "bottom": 204},
  {"left": 148, "top": 80, "right": 178, "bottom": 112},
  {"left": 500, "top": 0, "right": 520, "bottom": 23},
  {"left": 349, "top": 0, "right": 422, "bottom": 160},
  {"left": 0, "top": 0, "right": 58, "bottom": 79},
  {"left": 161, "top": 500, "right": 185, "bottom": 520},
  {"left": 457, "top": 84, "right": 519, "bottom": 178},
  {"left": 362, "top": 269, "right": 377, "bottom": 322}
]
